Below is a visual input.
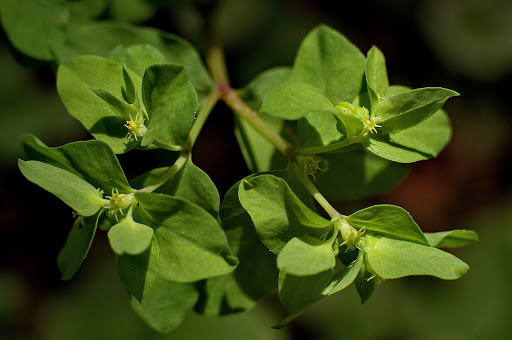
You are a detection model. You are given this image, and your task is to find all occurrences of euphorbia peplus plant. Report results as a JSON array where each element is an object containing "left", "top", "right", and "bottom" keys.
[{"left": 3, "top": 0, "right": 478, "bottom": 332}]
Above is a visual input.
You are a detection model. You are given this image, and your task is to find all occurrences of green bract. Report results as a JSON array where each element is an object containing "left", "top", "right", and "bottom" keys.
[{"left": 9, "top": 13, "right": 477, "bottom": 333}]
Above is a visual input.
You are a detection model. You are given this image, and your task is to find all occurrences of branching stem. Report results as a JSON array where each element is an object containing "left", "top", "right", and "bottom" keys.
[{"left": 208, "top": 45, "right": 342, "bottom": 218}]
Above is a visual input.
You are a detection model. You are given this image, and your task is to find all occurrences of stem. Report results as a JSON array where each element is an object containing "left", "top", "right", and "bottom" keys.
[
  {"left": 221, "top": 88, "right": 295, "bottom": 158},
  {"left": 206, "top": 44, "right": 295, "bottom": 159},
  {"left": 206, "top": 44, "right": 342, "bottom": 219},
  {"left": 207, "top": 45, "right": 230, "bottom": 86},
  {"left": 292, "top": 161, "right": 341, "bottom": 219},
  {"left": 137, "top": 153, "right": 189, "bottom": 193}
]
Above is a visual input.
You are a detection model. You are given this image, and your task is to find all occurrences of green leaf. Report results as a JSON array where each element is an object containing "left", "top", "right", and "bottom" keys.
[
  {"left": 289, "top": 25, "right": 366, "bottom": 104},
  {"left": 22, "top": 135, "right": 132, "bottom": 194},
  {"left": 388, "top": 109, "right": 452, "bottom": 158},
  {"left": 53, "top": 21, "right": 213, "bottom": 101},
  {"left": 365, "top": 133, "right": 431, "bottom": 163},
  {"left": 131, "top": 277, "right": 199, "bottom": 333},
  {"left": 278, "top": 269, "right": 332, "bottom": 311},
  {"left": 314, "top": 148, "right": 408, "bottom": 200},
  {"left": 364, "top": 235, "right": 469, "bottom": 280},
  {"left": 117, "top": 235, "right": 159, "bottom": 302},
  {"left": 238, "top": 67, "right": 292, "bottom": 111},
  {"left": 135, "top": 192, "right": 238, "bottom": 282},
  {"left": 57, "top": 216, "right": 98, "bottom": 280},
  {"left": 107, "top": 216, "right": 154, "bottom": 255},
  {"left": 374, "top": 87, "right": 459, "bottom": 132},
  {"left": 22, "top": 134, "right": 79, "bottom": 176},
  {"left": 277, "top": 236, "right": 336, "bottom": 276},
  {"left": 346, "top": 205, "right": 429, "bottom": 245},
  {"left": 425, "top": 230, "right": 479, "bottom": 248},
  {"left": 366, "top": 45, "right": 389, "bottom": 107},
  {"left": 141, "top": 65, "right": 198, "bottom": 150},
  {"left": 261, "top": 82, "right": 338, "bottom": 120},
  {"left": 194, "top": 276, "right": 232, "bottom": 316},
  {"left": 355, "top": 254, "right": 376, "bottom": 303},
  {"left": 91, "top": 88, "right": 139, "bottom": 119},
  {"left": 217, "top": 181, "right": 278, "bottom": 310},
  {"left": 238, "top": 174, "right": 332, "bottom": 254},
  {"left": 18, "top": 160, "right": 106, "bottom": 216},
  {"left": 57, "top": 55, "right": 143, "bottom": 154},
  {"left": 110, "top": 44, "right": 168, "bottom": 78},
  {"left": 235, "top": 113, "right": 286, "bottom": 172},
  {"left": 297, "top": 111, "right": 345, "bottom": 150},
  {"left": 323, "top": 250, "right": 363, "bottom": 295},
  {"left": 122, "top": 66, "right": 137, "bottom": 105},
  {"left": 130, "top": 158, "right": 220, "bottom": 218},
  {"left": 0, "top": 0, "right": 68, "bottom": 60}
]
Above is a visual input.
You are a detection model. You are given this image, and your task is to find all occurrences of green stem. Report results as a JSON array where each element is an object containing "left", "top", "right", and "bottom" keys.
[
  {"left": 207, "top": 45, "right": 230, "bottom": 86},
  {"left": 207, "top": 44, "right": 341, "bottom": 219},
  {"left": 221, "top": 88, "right": 295, "bottom": 158},
  {"left": 207, "top": 45, "right": 295, "bottom": 159},
  {"left": 137, "top": 153, "right": 189, "bottom": 193},
  {"left": 292, "top": 161, "right": 341, "bottom": 219}
]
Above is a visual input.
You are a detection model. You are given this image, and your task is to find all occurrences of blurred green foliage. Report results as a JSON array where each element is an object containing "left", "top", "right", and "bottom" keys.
[{"left": 1, "top": 0, "right": 511, "bottom": 338}]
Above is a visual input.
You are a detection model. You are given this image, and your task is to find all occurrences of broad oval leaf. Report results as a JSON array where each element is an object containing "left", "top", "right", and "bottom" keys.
[
  {"left": 355, "top": 254, "right": 376, "bottom": 303},
  {"left": 216, "top": 181, "right": 278, "bottom": 311},
  {"left": 53, "top": 21, "right": 213, "bottom": 101},
  {"left": 364, "top": 236, "right": 469, "bottom": 280},
  {"left": 107, "top": 217, "right": 154, "bottom": 255},
  {"left": 388, "top": 109, "right": 452, "bottom": 158},
  {"left": 238, "top": 174, "right": 332, "bottom": 254},
  {"left": 314, "top": 148, "right": 409, "bottom": 200},
  {"left": 18, "top": 160, "right": 106, "bottom": 217},
  {"left": 365, "top": 134, "right": 431, "bottom": 163},
  {"left": 134, "top": 192, "right": 238, "bottom": 282},
  {"left": 110, "top": 44, "right": 167, "bottom": 77},
  {"left": 297, "top": 111, "right": 345, "bottom": 150},
  {"left": 277, "top": 236, "right": 336, "bottom": 276},
  {"left": 366, "top": 45, "right": 389, "bottom": 107},
  {"left": 141, "top": 65, "right": 198, "bottom": 150},
  {"left": 374, "top": 87, "right": 459, "bottom": 132},
  {"left": 22, "top": 135, "right": 132, "bottom": 194},
  {"left": 261, "top": 82, "right": 338, "bottom": 120},
  {"left": 289, "top": 25, "right": 366, "bottom": 104},
  {"left": 278, "top": 269, "right": 332, "bottom": 311},
  {"left": 323, "top": 250, "right": 363, "bottom": 296},
  {"left": 57, "top": 55, "right": 143, "bottom": 153},
  {"left": 131, "top": 277, "right": 199, "bottom": 333},
  {"left": 57, "top": 215, "right": 99, "bottom": 280},
  {"left": 345, "top": 204, "right": 429, "bottom": 245},
  {"left": 0, "top": 0, "right": 68, "bottom": 60},
  {"left": 130, "top": 158, "right": 220, "bottom": 218},
  {"left": 117, "top": 235, "right": 159, "bottom": 302}
]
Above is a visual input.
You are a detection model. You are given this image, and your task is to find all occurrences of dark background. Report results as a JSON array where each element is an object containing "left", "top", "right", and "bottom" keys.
[{"left": 1, "top": 0, "right": 511, "bottom": 338}]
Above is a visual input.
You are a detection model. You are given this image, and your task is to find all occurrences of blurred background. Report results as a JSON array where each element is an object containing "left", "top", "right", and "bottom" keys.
[{"left": 1, "top": 0, "right": 511, "bottom": 338}]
